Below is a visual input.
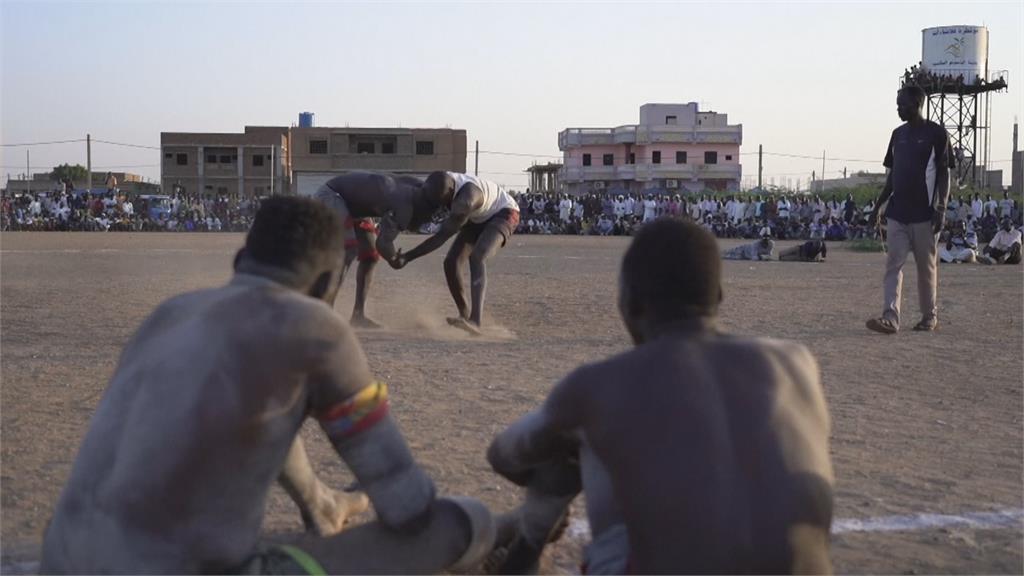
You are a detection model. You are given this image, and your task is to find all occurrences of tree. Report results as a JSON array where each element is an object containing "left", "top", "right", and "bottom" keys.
[{"left": 50, "top": 164, "right": 89, "bottom": 187}]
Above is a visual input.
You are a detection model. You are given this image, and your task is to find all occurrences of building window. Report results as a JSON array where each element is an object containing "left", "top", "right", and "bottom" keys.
[
  {"left": 725, "top": 155, "right": 733, "bottom": 161},
  {"left": 629, "top": 153, "right": 636, "bottom": 164},
  {"left": 416, "top": 141, "right": 434, "bottom": 155},
  {"left": 382, "top": 141, "right": 395, "bottom": 154},
  {"left": 252, "top": 155, "right": 264, "bottom": 167},
  {"left": 164, "top": 153, "right": 173, "bottom": 159},
  {"left": 356, "top": 142, "right": 375, "bottom": 154},
  {"left": 603, "top": 154, "right": 614, "bottom": 166},
  {"left": 309, "top": 140, "right": 328, "bottom": 154},
  {"left": 219, "top": 155, "right": 233, "bottom": 164},
  {"left": 217, "top": 186, "right": 228, "bottom": 195},
  {"left": 676, "top": 151, "right": 687, "bottom": 164},
  {"left": 206, "top": 154, "right": 217, "bottom": 163},
  {"left": 582, "top": 154, "right": 592, "bottom": 167},
  {"left": 204, "top": 185, "right": 213, "bottom": 191},
  {"left": 652, "top": 151, "right": 661, "bottom": 164},
  {"left": 666, "top": 115, "right": 677, "bottom": 125},
  {"left": 176, "top": 153, "right": 188, "bottom": 166},
  {"left": 705, "top": 151, "right": 718, "bottom": 164}
]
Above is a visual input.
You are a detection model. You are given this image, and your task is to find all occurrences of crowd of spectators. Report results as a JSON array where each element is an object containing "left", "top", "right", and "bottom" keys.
[
  {"left": 512, "top": 189, "right": 1021, "bottom": 243},
  {"left": 902, "top": 63, "right": 1008, "bottom": 94},
  {"left": 514, "top": 192, "right": 858, "bottom": 241},
  {"left": 1, "top": 189, "right": 260, "bottom": 232},
  {"left": 5, "top": 186, "right": 1021, "bottom": 247}
]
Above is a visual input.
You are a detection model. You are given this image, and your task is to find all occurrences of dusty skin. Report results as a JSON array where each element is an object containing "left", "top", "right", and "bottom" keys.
[{"left": 1, "top": 232, "right": 1021, "bottom": 574}]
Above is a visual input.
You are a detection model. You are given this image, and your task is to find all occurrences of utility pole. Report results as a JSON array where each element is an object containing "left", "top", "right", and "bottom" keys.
[
  {"left": 820, "top": 150, "right": 826, "bottom": 194},
  {"left": 26, "top": 150, "right": 30, "bottom": 196},
  {"left": 270, "top": 145, "right": 275, "bottom": 196},
  {"left": 843, "top": 167, "right": 847, "bottom": 179},
  {"left": 758, "top": 144, "right": 763, "bottom": 189},
  {"left": 86, "top": 134, "right": 92, "bottom": 192},
  {"left": 474, "top": 140, "right": 479, "bottom": 176}
]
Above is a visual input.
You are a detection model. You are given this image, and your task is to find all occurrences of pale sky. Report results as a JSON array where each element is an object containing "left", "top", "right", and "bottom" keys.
[{"left": 2, "top": 1, "right": 1021, "bottom": 191}]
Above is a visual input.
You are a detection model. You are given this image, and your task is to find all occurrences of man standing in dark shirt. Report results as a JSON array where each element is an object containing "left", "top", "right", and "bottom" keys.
[{"left": 866, "top": 85, "right": 953, "bottom": 334}]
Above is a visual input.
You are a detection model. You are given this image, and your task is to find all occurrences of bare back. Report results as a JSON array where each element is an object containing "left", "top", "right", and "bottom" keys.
[
  {"left": 41, "top": 274, "right": 371, "bottom": 574},
  {"left": 324, "top": 171, "right": 425, "bottom": 229},
  {"left": 491, "top": 329, "right": 833, "bottom": 574}
]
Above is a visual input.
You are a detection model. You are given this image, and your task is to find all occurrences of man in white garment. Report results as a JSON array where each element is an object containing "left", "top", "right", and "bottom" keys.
[
  {"left": 971, "top": 193, "right": 984, "bottom": 220},
  {"left": 559, "top": 194, "right": 574, "bottom": 223},
  {"left": 396, "top": 171, "right": 521, "bottom": 335},
  {"left": 642, "top": 195, "right": 658, "bottom": 223}
]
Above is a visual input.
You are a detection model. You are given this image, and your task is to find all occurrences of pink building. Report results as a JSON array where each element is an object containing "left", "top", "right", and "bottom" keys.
[{"left": 558, "top": 103, "right": 742, "bottom": 195}]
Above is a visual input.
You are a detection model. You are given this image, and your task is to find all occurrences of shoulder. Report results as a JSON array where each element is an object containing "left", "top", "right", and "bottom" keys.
[{"left": 926, "top": 121, "right": 949, "bottom": 140}]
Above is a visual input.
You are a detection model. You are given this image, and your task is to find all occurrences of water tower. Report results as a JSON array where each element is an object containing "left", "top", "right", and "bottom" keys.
[
  {"left": 902, "top": 26, "right": 1008, "bottom": 187},
  {"left": 298, "top": 112, "right": 315, "bottom": 128}
]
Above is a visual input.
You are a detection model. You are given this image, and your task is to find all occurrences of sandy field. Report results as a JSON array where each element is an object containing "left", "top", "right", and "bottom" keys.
[{"left": 1, "top": 231, "right": 1022, "bottom": 574}]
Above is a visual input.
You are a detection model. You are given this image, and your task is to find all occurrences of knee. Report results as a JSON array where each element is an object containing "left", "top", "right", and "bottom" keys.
[
  {"left": 468, "top": 252, "right": 486, "bottom": 272},
  {"left": 444, "top": 253, "right": 461, "bottom": 274}
]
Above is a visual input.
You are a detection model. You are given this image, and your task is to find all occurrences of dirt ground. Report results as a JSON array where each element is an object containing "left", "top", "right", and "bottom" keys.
[{"left": 2, "top": 232, "right": 1022, "bottom": 574}]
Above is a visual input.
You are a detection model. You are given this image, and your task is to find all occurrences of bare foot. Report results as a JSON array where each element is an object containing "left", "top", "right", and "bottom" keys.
[
  {"left": 350, "top": 315, "right": 382, "bottom": 329},
  {"left": 303, "top": 485, "right": 370, "bottom": 537},
  {"left": 447, "top": 316, "right": 482, "bottom": 336}
]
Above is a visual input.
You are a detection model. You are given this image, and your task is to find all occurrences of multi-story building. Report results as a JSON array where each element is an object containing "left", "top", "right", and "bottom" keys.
[
  {"left": 559, "top": 103, "right": 742, "bottom": 195},
  {"left": 161, "top": 118, "right": 466, "bottom": 197},
  {"left": 289, "top": 126, "right": 466, "bottom": 196},
  {"left": 161, "top": 127, "right": 289, "bottom": 198}
]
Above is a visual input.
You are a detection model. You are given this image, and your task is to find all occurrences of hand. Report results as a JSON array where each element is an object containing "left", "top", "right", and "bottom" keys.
[
  {"left": 931, "top": 210, "right": 945, "bottom": 235},
  {"left": 388, "top": 249, "right": 407, "bottom": 270},
  {"left": 868, "top": 209, "right": 880, "bottom": 228}
]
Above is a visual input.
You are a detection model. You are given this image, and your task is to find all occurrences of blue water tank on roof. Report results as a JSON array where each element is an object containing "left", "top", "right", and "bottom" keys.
[{"left": 299, "top": 112, "right": 315, "bottom": 128}]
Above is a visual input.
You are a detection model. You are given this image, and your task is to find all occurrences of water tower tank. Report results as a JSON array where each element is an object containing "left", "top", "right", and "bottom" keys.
[
  {"left": 922, "top": 26, "right": 988, "bottom": 84},
  {"left": 298, "top": 112, "right": 315, "bottom": 128}
]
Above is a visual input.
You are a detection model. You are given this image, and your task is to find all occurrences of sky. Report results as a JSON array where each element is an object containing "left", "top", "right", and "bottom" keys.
[{"left": 2, "top": 1, "right": 1022, "bottom": 191}]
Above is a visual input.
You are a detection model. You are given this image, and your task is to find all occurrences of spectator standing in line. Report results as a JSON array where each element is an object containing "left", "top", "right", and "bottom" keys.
[
  {"left": 559, "top": 194, "right": 573, "bottom": 223},
  {"left": 983, "top": 194, "right": 998, "bottom": 218},
  {"left": 643, "top": 195, "right": 658, "bottom": 223},
  {"left": 971, "top": 193, "right": 984, "bottom": 221},
  {"left": 843, "top": 194, "right": 857, "bottom": 224},
  {"left": 624, "top": 193, "right": 636, "bottom": 216},
  {"left": 998, "top": 191, "right": 1015, "bottom": 220}
]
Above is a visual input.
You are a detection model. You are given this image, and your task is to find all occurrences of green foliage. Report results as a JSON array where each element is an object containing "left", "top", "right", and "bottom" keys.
[
  {"left": 848, "top": 238, "right": 886, "bottom": 252},
  {"left": 50, "top": 164, "right": 89, "bottom": 186}
]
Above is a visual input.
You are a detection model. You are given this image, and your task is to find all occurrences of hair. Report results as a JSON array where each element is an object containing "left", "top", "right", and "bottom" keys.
[
  {"left": 621, "top": 219, "right": 721, "bottom": 320},
  {"left": 899, "top": 85, "right": 927, "bottom": 109},
  {"left": 244, "top": 196, "right": 341, "bottom": 273}
]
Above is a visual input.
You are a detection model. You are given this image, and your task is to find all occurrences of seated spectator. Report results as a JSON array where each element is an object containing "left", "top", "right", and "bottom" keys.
[
  {"left": 939, "top": 220, "right": 978, "bottom": 263},
  {"left": 809, "top": 220, "right": 825, "bottom": 240},
  {"left": 979, "top": 219, "right": 1022, "bottom": 265},
  {"left": 486, "top": 219, "right": 833, "bottom": 574},
  {"left": 825, "top": 218, "right": 847, "bottom": 241}
]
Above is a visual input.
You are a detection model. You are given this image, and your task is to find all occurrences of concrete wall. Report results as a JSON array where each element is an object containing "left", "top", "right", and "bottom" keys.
[
  {"left": 639, "top": 103, "right": 698, "bottom": 127},
  {"left": 289, "top": 127, "right": 466, "bottom": 177}
]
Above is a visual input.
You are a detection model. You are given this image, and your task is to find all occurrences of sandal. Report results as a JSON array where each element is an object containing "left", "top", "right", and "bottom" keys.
[{"left": 865, "top": 317, "right": 898, "bottom": 334}]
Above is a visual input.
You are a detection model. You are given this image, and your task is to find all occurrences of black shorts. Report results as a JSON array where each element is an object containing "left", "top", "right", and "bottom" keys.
[{"left": 458, "top": 208, "right": 520, "bottom": 246}]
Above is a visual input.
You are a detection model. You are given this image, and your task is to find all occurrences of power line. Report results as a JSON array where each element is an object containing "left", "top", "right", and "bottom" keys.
[
  {"left": 92, "top": 139, "right": 161, "bottom": 150},
  {"left": 1, "top": 139, "right": 86, "bottom": 147}
]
